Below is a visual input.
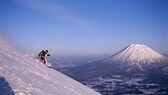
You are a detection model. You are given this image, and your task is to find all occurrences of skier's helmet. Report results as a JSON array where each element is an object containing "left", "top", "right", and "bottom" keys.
[{"left": 45, "top": 50, "right": 48, "bottom": 53}]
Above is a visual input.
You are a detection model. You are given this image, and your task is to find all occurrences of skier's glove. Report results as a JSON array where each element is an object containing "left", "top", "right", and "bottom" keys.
[{"left": 47, "top": 54, "right": 50, "bottom": 56}]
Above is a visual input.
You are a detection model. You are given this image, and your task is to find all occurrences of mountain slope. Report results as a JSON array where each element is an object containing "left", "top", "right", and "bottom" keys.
[{"left": 0, "top": 38, "right": 100, "bottom": 95}]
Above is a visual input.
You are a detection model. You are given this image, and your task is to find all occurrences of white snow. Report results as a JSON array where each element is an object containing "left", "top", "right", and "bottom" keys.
[
  {"left": 0, "top": 38, "right": 100, "bottom": 95},
  {"left": 105, "top": 44, "right": 168, "bottom": 64}
]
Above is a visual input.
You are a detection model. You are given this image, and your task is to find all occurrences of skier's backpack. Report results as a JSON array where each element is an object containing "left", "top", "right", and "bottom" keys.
[{"left": 39, "top": 50, "right": 45, "bottom": 57}]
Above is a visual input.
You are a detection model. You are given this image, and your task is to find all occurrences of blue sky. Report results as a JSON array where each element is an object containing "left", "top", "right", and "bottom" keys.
[{"left": 0, "top": 0, "right": 168, "bottom": 55}]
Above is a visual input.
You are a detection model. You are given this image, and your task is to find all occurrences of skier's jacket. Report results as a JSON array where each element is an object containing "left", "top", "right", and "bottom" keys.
[{"left": 39, "top": 50, "right": 47, "bottom": 60}]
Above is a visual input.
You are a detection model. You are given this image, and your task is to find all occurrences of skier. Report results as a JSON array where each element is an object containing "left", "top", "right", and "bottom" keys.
[{"left": 39, "top": 50, "right": 50, "bottom": 67}]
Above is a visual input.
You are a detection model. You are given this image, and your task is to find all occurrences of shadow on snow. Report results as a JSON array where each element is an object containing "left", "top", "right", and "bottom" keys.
[{"left": 0, "top": 76, "right": 15, "bottom": 95}]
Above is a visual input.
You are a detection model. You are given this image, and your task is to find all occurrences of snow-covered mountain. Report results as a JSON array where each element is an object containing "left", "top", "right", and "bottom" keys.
[
  {"left": 101, "top": 44, "right": 168, "bottom": 71},
  {"left": 61, "top": 44, "right": 168, "bottom": 81},
  {"left": 58, "top": 44, "right": 168, "bottom": 94},
  {"left": 104, "top": 44, "right": 168, "bottom": 64},
  {"left": 0, "top": 38, "right": 100, "bottom": 95}
]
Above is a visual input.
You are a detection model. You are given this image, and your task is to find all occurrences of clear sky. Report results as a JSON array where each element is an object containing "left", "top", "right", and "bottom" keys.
[{"left": 0, "top": 0, "right": 168, "bottom": 55}]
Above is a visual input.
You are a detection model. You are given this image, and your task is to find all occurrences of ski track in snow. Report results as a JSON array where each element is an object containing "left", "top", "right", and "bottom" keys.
[{"left": 0, "top": 38, "right": 100, "bottom": 95}]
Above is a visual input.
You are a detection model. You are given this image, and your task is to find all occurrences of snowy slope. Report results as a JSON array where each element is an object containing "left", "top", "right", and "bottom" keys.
[
  {"left": 105, "top": 44, "right": 168, "bottom": 64},
  {"left": 0, "top": 38, "right": 100, "bottom": 95}
]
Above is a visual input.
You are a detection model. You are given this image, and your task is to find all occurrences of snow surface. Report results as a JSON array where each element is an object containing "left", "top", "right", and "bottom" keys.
[
  {"left": 105, "top": 44, "right": 168, "bottom": 64},
  {"left": 0, "top": 38, "right": 100, "bottom": 95}
]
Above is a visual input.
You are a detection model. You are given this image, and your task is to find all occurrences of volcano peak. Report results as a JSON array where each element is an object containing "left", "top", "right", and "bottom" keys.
[{"left": 106, "top": 44, "right": 168, "bottom": 64}]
